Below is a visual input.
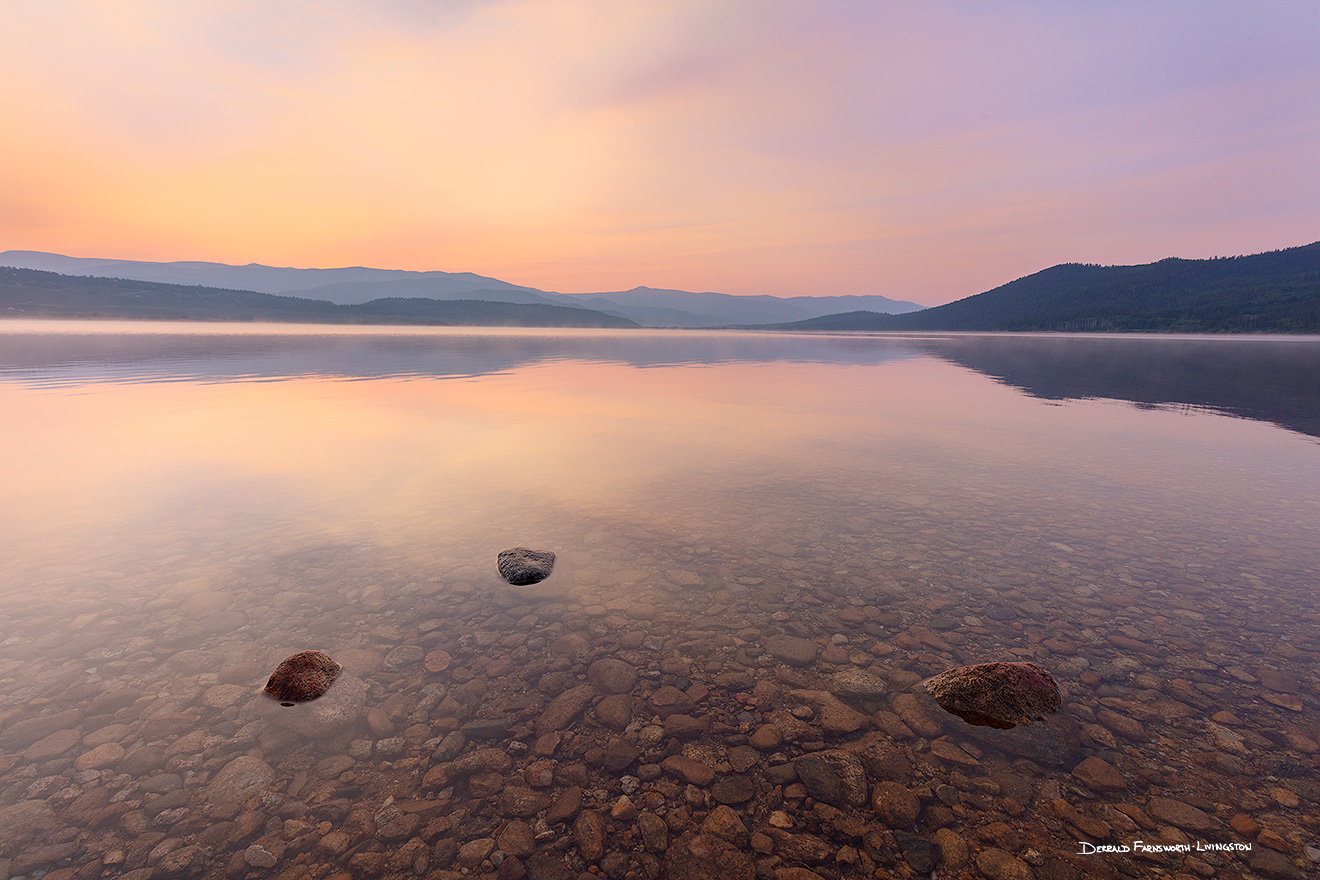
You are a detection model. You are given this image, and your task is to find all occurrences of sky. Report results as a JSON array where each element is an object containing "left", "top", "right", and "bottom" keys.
[{"left": 2, "top": 1, "right": 1318, "bottom": 305}]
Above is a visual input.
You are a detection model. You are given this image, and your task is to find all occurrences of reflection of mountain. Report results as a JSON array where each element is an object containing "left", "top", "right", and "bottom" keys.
[
  {"left": 920, "top": 335, "right": 1320, "bottom": 439},
  {"left": 7, "top": 328, "right": 1318, "bottom": 440},
  {"left": 0, "top": 329, "right": 922, "bottom": 387}
]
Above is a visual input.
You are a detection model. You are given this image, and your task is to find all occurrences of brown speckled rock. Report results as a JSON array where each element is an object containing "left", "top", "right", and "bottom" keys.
[
  {"left": 924, "top": 661, "right": 1060, "bottom": 729},
  {"left": 497, "top": 547, "right": 556, "bottom": 585},
  {"left": 264, "top": 650, "right": 341, "bottom": 705}
]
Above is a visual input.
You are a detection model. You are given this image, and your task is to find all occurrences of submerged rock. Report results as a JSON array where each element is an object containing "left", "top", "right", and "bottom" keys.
[
  {"left": 267, "top": 673, "right": 368, "bottom": 739},
  {"left": 924, "top": 661, "right": 1060, "bottom": 729},
  {"left": 497, "top": 547, "right": 556, "bottom": 585},
  {"left": 663, "top": 832, "right": 755, "bottom": 880},
  {"left": 264, "top": 650, "right": 342, "bottom": 705},
  {"left": 206, "top": 755, "right": 275, "bottom": 804},
  {"left": 764, "top": 634, "right": 818, "bottom": 667}
]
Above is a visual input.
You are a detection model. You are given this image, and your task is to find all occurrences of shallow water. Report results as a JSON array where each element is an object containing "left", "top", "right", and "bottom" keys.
[{"left": 0, "top": 321, "right": 1316, "bottom": 880}]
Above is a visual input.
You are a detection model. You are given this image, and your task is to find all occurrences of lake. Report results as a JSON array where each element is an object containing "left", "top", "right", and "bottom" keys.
[{"left": 0, "top": 320, "right": 1317, "bottom": 880}]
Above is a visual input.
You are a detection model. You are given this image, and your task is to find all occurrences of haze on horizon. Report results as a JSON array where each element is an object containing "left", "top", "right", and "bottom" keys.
[{"left": 2, "top": 1, "right": 1318, "bottom": 306}]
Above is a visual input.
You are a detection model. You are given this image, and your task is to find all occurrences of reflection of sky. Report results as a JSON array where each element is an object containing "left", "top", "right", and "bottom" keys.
[
  {"left": 3, "top": 321, "right": 1319, "bottom": 696},
  {"left": 6, "top": 331, "right": 1318, "bottom": 572}
]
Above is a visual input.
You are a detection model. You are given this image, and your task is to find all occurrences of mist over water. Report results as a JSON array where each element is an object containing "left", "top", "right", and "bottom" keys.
[{"left": 1, "top": 322, "right": 1317, "bottom": 879}]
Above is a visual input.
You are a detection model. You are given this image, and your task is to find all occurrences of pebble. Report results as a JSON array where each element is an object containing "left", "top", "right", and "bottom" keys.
[
  {"left": 497, "top": 819, "right": 536, "bottom": 858},
  {"left": 929, "top": 738, "right": 979, "bottom": 767},
  {"left": 573, "top": 810, "right": 605, "bottom": 862},
  {"left": 1071, "top": 755, "right": 1126, "bottom": 791},
  {"left": 871, "top": 780, "right": 920, "bottom": 828},
  {"left": 710, "top": 775, "right": 757, "bottom": 804},
  {"left": 206, "top": 755, "right": 275, "bottom": 803},
  {"left": 534, "top": 684, "right": 595, "bottom": 736},
  {"left": 637, "top": 811, "right": 669, "bottom": 851},
  {"left": 764, "top": 634, "right": 818, "bottom": 667},
  {"left": 23, "top": 727, "right": 82, "bottom": 760},
  {"left": 663, "top": 832, "right": 755, "bottom": 880},
  {"left": 749, "top": 724, "right": 783, "bottom": 750},
  {"left": 587, "top": 658, "right": 638, "bottom": 694},
  {"left": 74, "top": 741, "right": 125, "bottom": 771},
  {"left": 976, "top": 847, "right": 1034, "bottom": 880},
  {"left": 788, "top": 689, "right": 868, "bottom": 734},
  {"left": 1146, "top": 796, "right": 1218, "bottom": 832},
  {"left": 662, "top": 755, "right": 715, "bottom": 786},
  {"left": 892, "top": 693, "right": 944, "bottom": 738},
  {"left": 244, "top": 844, "right": 278, "bottom": 868},
  {"left": 2, "top": 500, "right": 1310, "bottom": 880},
  {"left": 827, "top": 667, "right": 888, "bottom": 699}
]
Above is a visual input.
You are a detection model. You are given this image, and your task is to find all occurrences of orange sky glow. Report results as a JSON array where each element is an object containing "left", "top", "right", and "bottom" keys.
[{"left": 2, "top": 1, "right": 1318, "bottom": 304}]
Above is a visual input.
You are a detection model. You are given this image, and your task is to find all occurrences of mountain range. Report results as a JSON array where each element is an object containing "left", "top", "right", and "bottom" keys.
[
  {"left": 0, "top": 251, "right": 923, "bottom": 327},
  {"left": 2, "top": 244, "right": 1317, "bottom": 332},
  {"left": 0, "top": 268, "right": 639, "bottom": 328},
  {"left": 762, "top": 242, "right": 1320, "bottom": 334}
]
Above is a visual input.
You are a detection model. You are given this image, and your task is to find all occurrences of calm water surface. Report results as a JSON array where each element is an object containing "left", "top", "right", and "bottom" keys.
[{"left": 0, "top": 321, "right": 1317, "bottom": 880}]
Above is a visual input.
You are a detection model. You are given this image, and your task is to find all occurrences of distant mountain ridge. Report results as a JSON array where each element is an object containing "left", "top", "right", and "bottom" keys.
[
  {"left": 6, "top": 245, "right": 1315, "bottom": 332},
  {"left": 0, "top": 268, "right": 639, "bottom": 328},
  {"left": 0, "top": 251, "right": 541, "bottom": 300},
  {"left": 0, "top": 251, "right": 924, "bottom": 326},
  {"left": 757, "top": 242, "right": 1320, "bottom": 334}
]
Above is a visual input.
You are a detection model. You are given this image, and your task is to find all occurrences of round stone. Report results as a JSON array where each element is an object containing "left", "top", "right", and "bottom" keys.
[
  {"left": 587, "top": 658, "right": 638, "bottom": 694},
  {"left": 497, "top": 548, "right": 556, "bottom": 586},
  {"left": 264, "top": 650, "right": 342, "bottom": 704},
  {"left": 923, "top": 661, "right": 1060, "bottom": 728},
  {"left": 711, "top": 775, "right": 757, "bottom": 804}
]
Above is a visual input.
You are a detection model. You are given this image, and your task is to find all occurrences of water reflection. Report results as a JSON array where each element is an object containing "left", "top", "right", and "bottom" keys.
[
  {"left": 917, "top": 334, "right": 1320, "bottom": 439},
  {"left": 4, "top": 322, "right": 1318, "bottom": 441},
  {"left": 0, "top": 322, "right": 1317, "bottom": 880},
  {"left": 0, "top": 322, "right": 918, "bottom": 387}
]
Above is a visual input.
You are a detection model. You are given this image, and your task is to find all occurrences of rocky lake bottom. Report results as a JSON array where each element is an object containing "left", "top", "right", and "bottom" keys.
[{"left": 0, "top": 326, "right": 1317, "bottom": 880}]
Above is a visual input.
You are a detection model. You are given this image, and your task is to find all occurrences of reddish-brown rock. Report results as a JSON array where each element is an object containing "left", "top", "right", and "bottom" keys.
[
  {"left": 264, "top": 650, "right": 341, "bottom": 704},
  {"left": 1072, "top": 756, "right": 1126, "bottom": 791},
  {"left": 924, "top": 661, "right": 1060, "bottom": 728}
]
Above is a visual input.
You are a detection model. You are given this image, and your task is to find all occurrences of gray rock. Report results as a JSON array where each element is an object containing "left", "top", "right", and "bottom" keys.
[{"left": 498, "top": 548, "right": 556, "bottom": 586}]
